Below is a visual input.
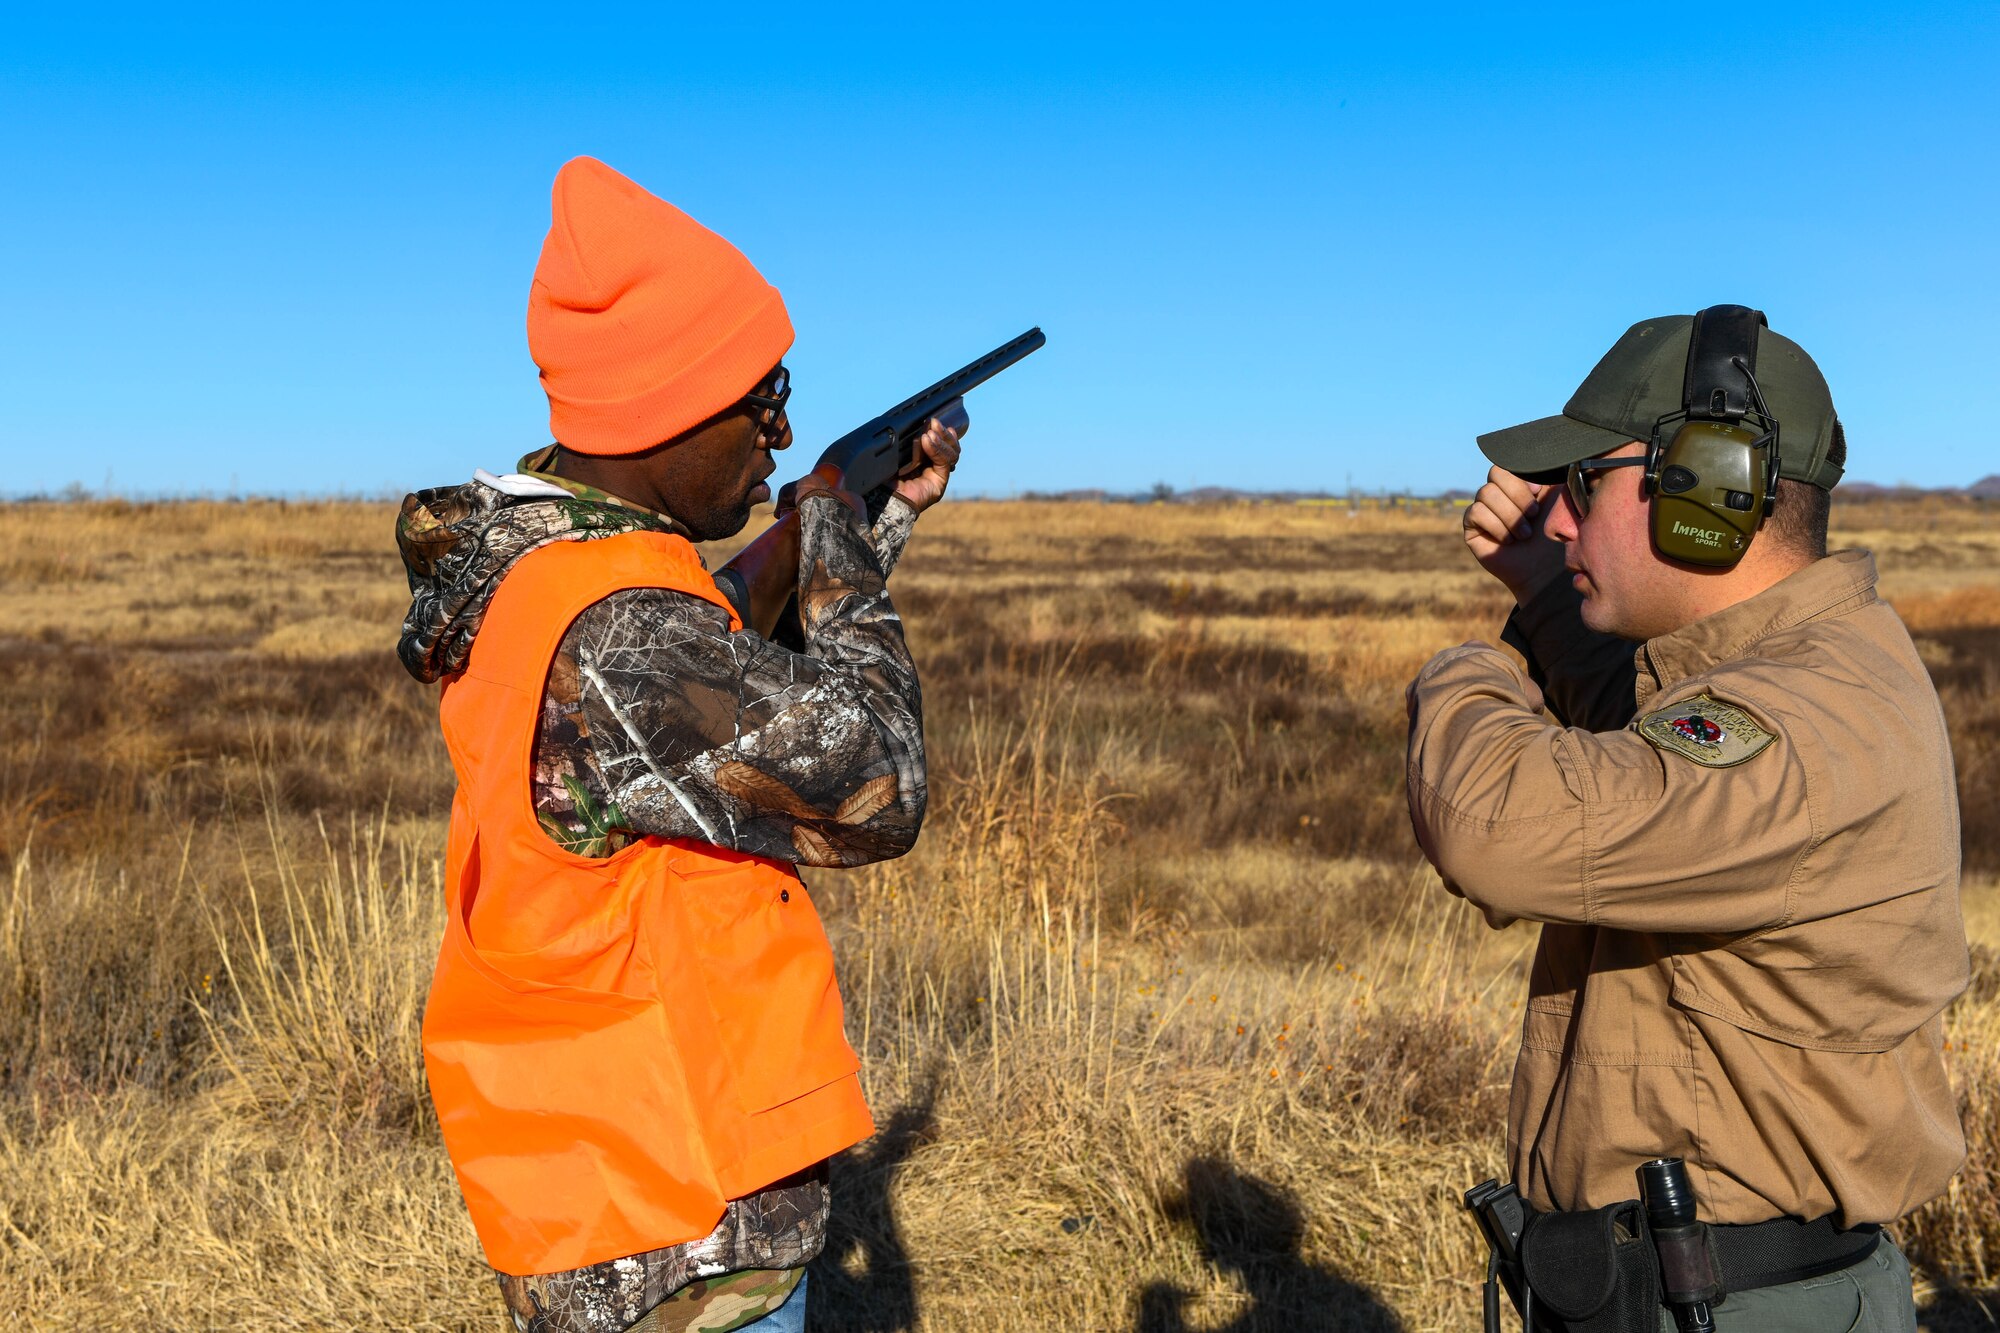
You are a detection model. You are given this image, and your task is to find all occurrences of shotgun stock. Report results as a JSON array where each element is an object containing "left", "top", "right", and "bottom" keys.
[{"left": 714, "top": 327, "right": 1044, "bottom": 640}]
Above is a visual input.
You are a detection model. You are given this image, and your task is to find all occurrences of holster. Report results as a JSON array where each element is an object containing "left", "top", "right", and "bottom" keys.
[{"left": 1517, "top": 1201, "right": 1662, "bottom": 1333}]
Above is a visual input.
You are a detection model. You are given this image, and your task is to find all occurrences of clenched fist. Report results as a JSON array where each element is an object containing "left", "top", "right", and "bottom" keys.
[{"left": 1462, "top": 466, "right": 1566, "bottom": 605}]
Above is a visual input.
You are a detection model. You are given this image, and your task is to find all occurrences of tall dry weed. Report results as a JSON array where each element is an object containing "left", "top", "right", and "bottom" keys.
[
  {"left": 806, "top": 669, "right": 1518, "bottom": 1329},
  {"left": 195, "top": 807, "right": 438, "bottom": 1135},
  {"left": 0, "top": 817, "right": 487, "bottom": 1329},
  {"left": 1903, "top": 949, "right": 2000, "bottom": 1325}
]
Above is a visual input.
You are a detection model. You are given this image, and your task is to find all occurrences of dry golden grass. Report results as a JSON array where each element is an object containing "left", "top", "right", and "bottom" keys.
[{"left": 0, "top": 493, "right": 1996, "bottom": 1330}]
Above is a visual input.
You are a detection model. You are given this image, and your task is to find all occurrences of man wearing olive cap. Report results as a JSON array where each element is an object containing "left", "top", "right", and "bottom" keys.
[{"left": 1405, "top": 308, "right": 1967, "bottom": 1330}]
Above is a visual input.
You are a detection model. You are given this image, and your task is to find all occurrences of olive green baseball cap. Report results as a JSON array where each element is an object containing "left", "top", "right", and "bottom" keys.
[{"left": 1477, "top": 314, "right": 1846, "bottom": 489}]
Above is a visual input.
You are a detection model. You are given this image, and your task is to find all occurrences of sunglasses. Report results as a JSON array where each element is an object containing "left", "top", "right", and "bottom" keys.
[
  {"left": 1565, "top": 456, "right": 1648, "bottom": 518},
  {"left": 742, "top": 364, "right": 791, "bottom": 418}
]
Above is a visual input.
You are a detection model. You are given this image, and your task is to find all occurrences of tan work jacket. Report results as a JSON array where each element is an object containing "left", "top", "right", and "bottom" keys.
[{"left": 1407, "top": 550, "right": 1967, "bottom": 1225}]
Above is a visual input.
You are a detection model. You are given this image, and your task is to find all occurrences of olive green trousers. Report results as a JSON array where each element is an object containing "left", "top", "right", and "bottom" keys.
[{"left": 1654, "top": 1237, "right": 1916, "bottom": 1333}]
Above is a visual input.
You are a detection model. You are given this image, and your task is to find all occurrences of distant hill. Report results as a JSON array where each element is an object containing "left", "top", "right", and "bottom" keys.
[{"left": 1840, "top": 478, "right": 2000, "bottom": 501}]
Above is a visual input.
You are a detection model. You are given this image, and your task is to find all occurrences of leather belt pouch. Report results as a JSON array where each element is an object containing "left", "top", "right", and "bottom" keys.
[{"left": 1519, "top": 1201, "right": 1660, "bottom": 1333}]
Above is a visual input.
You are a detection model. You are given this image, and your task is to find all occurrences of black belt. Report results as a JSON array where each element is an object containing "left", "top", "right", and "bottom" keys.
[
  {"left": 1522, "top": 1205, "right": 1879, "bottom": 1293},
  {"left": 1704, "top": 1214, "right": 1881, "bottom": 1292}
]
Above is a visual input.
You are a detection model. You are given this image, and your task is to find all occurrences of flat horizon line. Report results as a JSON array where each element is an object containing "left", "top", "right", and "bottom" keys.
[{"left": 6, "top": 480, "right": 2000, "bottom": 506}]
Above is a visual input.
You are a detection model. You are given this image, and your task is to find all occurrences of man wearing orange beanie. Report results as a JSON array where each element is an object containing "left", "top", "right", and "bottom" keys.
[{"left": 395, "top": 156, "right": 961, "bottom": 1333}]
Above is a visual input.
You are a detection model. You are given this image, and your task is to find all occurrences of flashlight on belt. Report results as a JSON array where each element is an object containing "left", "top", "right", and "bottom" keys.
[{"left": 1639, "top": 1158, "right": 1723, "bottom": 1333}]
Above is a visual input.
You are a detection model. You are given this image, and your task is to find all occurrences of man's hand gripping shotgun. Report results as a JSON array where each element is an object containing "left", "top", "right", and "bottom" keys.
[{"left": 713, "top": 327, "right": 1046, "bottom": 641}]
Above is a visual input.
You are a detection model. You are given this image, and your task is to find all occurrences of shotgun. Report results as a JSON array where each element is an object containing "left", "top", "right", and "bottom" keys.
[{"left": 713, "top": 327, "right": 1046, "bottom": 641}]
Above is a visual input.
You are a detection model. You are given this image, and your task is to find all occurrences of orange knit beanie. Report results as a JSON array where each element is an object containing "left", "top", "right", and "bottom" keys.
[{"left": 527, "top": 157, "right": 794, "bottom": 456}]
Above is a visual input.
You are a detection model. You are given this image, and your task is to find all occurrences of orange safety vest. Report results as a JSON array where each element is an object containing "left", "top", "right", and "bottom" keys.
[{"left": 422, "top": 530, "right": 875, "bottom": 1277}]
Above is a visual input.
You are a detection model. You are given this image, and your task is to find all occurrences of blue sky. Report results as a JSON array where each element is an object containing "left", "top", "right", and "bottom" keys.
[{"left": 3, "top": 4, "right": 1996, "bottom": 497}]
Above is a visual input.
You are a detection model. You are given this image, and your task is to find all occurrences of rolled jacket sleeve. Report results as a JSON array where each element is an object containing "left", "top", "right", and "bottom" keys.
[{"left": 1406, "top": 643, "right": 1809, "bottom": 934}]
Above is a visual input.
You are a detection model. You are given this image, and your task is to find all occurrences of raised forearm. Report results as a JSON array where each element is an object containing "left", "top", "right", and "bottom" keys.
[
  {"left": 1500, "top": 576, "right": 1639, "bottom": 731},
  {"left": 567, "top": 504, "right": 927, "bottom": 867}
]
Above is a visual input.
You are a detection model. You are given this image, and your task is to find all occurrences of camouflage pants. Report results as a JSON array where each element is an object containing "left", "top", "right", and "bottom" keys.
[
  {"left": 503, "top": 1267, "right": 807, "bottom": 1333},
  {"left": 624, "top": 1269, "right": 808, "bottom": 1333}
]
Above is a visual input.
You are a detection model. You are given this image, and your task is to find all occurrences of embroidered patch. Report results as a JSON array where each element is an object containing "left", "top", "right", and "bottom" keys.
[{"left": 1637, "top": 694, "right": 1776, "bottom": 768}]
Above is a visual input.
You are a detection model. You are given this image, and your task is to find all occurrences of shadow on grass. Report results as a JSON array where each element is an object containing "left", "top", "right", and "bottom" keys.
[
  {"left": 807, "top": 1076, "right": 939, "bottom": 1332},
  {"left": 1918, "top": 1272, "right": 2000, "bottom": 1331},
  {"left": 1137, "top": 1156, "right": 1405, "bottom": 1333}
]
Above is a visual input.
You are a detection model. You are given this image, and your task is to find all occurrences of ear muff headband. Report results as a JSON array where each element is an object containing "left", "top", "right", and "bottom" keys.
[{"left": 1644, "top": 305, "right": 1783, "bottom": 568}]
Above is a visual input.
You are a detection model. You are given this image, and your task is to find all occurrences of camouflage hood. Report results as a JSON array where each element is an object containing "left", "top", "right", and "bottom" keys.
[{"left": 394, "top": 472, "right": 670, "bottom": 683}]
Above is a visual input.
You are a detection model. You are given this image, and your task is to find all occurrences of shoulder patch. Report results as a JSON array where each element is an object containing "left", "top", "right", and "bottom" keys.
[{"left": 1637, "top": 694, "right": 1777, "bottom": 768}]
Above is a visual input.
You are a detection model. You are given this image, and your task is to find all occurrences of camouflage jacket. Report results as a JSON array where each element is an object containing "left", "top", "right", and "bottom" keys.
[
  {"left": 397, "top": 454, "right": 925, "bottom": 1331},
  {"left": 397, "top": 452, "right": 925, "bottom": 871}
]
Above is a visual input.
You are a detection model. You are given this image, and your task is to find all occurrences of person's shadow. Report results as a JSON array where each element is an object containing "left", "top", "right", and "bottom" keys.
[
  {"left": 1911, "top": 1264, "right": 2000, "bottom": 1330},
  {"left": 807, "top": 1073, "right": 939, "bottom": 1332},
  {"left": 1137, "top": 1156, "right": 1405, "bottom": 1333}
]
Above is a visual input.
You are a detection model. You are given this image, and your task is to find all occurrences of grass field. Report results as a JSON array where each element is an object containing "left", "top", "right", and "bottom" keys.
[{"left": 2, "top": 494, "right": 1996, "bottom": 1330}]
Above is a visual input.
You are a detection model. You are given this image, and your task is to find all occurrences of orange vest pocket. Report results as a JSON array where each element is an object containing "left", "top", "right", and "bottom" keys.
[
  {"left": 465, "top": 873, "right": 654, "bottom": 998},
  {"left": 667, "top": 863, "right": 861, "bottom": 1114}
]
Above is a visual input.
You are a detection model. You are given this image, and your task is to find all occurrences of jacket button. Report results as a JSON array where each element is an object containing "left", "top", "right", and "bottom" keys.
[{"left": 780, "top": 889, "right": 791, "bottom": 903}]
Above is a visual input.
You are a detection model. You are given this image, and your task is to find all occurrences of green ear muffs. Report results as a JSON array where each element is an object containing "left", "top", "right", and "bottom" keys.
[
  {"left": 1644, "top": 305, "right": 1782, "bottom": 569},
  {"left": 1647, "top": 421, "right": 1773, "bottom": 566}
]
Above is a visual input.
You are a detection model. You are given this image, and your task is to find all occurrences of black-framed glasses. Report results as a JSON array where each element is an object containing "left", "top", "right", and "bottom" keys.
[
  {"left": 742, "top": 364, "right": 791, "bottom": 417},
  {"left": 1565, "top": 456, "right": 1648, "bottom": 518}
]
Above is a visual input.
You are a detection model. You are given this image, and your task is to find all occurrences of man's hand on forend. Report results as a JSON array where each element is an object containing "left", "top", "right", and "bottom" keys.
[{"left": 891, "top": 409, "right": 965, "bottom": 514}]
